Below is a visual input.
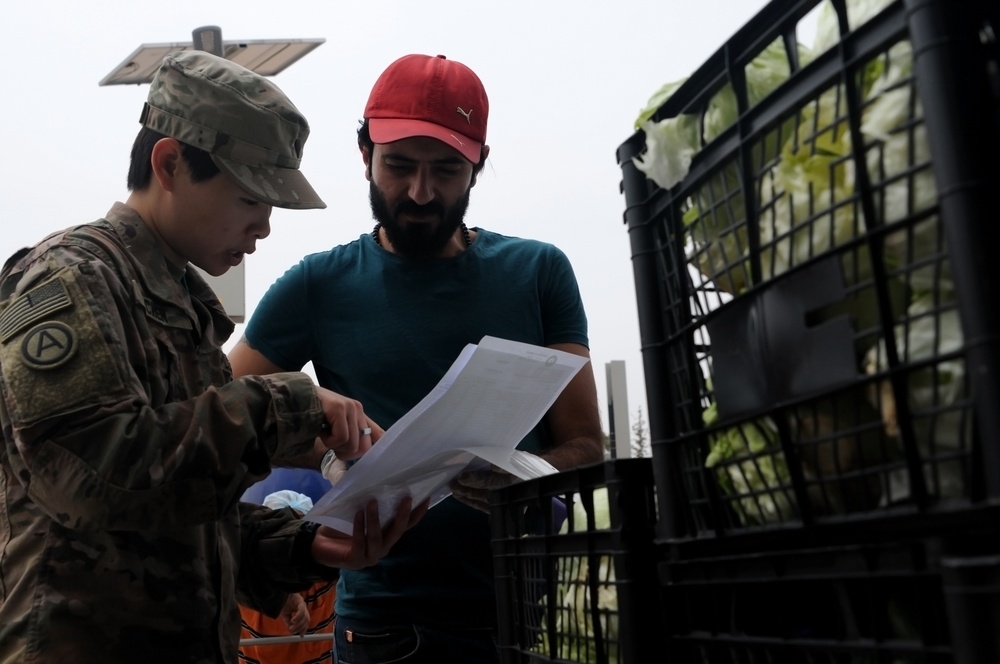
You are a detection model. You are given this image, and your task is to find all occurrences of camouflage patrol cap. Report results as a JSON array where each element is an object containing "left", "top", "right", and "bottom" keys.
[{"left": 141, "top": 50, "right": 325, "bottom": 209}]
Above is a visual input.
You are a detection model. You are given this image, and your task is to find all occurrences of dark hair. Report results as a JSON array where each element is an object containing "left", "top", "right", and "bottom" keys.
[
  {"left": 357, "top": 118, "right": 487, "bottom": 176},
  {"left": 127, "top": 126, "right": 220, "bottom": 191}
]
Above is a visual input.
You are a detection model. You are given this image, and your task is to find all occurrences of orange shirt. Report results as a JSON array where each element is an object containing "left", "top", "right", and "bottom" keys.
[{"left": 238, "top": 580, "right": 336, "bottom": 664}]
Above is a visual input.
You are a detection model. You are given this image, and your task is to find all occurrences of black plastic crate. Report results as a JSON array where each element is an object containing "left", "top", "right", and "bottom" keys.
[
  {"left": 658, "top": 533, "right": 1000, "bottom": 663},
  {"left": 616, "top": 0, "right": 1000, "bottom": 543},
  {"left": 489, "top": 458, "right": 661, "bottom": 664}
]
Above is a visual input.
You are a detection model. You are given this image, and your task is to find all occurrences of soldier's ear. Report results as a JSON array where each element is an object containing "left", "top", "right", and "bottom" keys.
[{"left": 150, "top": 138, "right": 184, "bottom": 192}]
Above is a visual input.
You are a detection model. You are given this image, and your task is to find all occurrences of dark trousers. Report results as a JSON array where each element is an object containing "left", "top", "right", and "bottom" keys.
[{"left": 334, "top": 616, "right": 500, "bottom": 664}]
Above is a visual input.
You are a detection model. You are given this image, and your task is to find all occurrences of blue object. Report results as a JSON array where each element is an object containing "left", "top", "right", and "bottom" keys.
[{"left": 242, "top": 467, "right": 332, "bottom": 507}]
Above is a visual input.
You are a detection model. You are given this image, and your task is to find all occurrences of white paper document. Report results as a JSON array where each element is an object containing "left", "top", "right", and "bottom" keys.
[{"left": 307, "top": 336, "right": 588, "bottom": 531}]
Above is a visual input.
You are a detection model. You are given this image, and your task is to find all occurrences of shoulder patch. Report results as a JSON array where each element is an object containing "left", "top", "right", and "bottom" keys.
[
  {"left": 0, "top": 278, "right": 73, "bottom": 343},
  {"left": 20, "top": 321, "right": 77, "bottom": 370},
  {"left": 0, "top": 269, "right": 125, "bottom": 427}
]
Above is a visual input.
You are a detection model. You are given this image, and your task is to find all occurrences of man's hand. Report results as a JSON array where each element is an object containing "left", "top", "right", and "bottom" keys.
[
  {"left": 449, "top": 465, "right": 519, "bottom": 513},
  {"left": 310, "top": 497, "right": 429, "bottom": 570}
]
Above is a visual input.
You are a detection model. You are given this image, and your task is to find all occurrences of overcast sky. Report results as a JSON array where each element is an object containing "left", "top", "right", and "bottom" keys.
[{"left": 1, "top": 0, "right": 777, "bottom": 442}]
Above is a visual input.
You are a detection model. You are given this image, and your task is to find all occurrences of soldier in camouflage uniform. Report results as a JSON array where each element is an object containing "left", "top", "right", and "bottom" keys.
[{"left": 0, "top": 50, "right": 425, "bottom": 663}]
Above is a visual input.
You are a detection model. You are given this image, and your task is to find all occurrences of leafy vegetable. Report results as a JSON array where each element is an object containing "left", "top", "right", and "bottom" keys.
[
  {"left": 863, "top": 291, "right": 968, "bottom": 502},
  {"left": 704, "top": 401, "right": 798, "bottom": 524},
  {"left": 631, "top": 0, "right": 967, "bottom": 517},
  {"left": 756, "top": 84, "right": 858, "bottom": 283},
  {"left": 633, "top": 38, "right": 808, "bottom": 191},
  {"left": 633, "top": 0, "right": 919, "bottom": 296},
  {"left": 632, "top": 82, "right": 701, "bottom": 192},
  {"left": 812, "top": 0, "right": 899, "bottom": 56}
]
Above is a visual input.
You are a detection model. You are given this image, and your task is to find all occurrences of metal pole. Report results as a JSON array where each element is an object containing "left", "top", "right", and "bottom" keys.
[
  {"left": 240, "top": 632, "right": 334, "bottom": 647},
  {"left": 192, "top": 26, "right": 224, "bottom": 56}
]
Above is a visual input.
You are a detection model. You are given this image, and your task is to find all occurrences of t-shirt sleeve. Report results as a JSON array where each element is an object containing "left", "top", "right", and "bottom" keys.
[
  {"left": 540, "top": 245, "right": 590, "bottom": 349},
  {"left": 244, "top": 259, "right": 318, "bottom": 371}
]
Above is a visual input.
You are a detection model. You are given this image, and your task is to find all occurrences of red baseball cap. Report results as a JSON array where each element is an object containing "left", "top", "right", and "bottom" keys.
[{"left": 364, "top": 54, "right": 488, "bottom": 164}]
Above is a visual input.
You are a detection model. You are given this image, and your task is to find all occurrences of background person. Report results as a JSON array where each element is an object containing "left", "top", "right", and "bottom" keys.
[
  {"left": 0, "top": 50, "right": 424, "bottom": 664},
  {"left": 228, "top": 53, "right": 605, "bottom": 663},
  {"left": 239, "top": 491, "right": 338, "bottom": 664}
]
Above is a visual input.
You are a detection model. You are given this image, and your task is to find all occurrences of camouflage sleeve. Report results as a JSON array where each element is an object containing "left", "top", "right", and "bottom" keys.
[
  {"left": 236, "top": 501, "right": 339, "bottom": 616},
  {"left": 0, "top": 256, "right": 326, "bottom": 533}
]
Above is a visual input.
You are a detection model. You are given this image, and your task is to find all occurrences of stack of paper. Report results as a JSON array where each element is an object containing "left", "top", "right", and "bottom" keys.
[{"left": 307, "top": 336, "right": 588, "bottom": 531}]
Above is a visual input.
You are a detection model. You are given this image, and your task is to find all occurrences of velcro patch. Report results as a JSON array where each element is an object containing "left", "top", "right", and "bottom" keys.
[
  {"left": 0, "top": 278, "right": 72, "bottom": 343},
  {"left": 0, "top": 269, "right": 125, "bottom": 427},
  {"left": 20, "top": 321, "right": 78, "bottom": 370}
]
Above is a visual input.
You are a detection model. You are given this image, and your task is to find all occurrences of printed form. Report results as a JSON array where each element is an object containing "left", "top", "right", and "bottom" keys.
[{"left": 308, "top": 336, "right": 588, "bottom": 531}]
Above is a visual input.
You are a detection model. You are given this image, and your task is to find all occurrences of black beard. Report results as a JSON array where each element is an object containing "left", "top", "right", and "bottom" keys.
[{"left": 369, "top": 183, "right": 471, "bottom": 260}]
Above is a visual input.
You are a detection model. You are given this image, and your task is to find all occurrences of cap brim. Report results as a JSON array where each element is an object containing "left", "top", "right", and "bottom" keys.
[
  {"left": 369, "top": 118, "right": 482, "bottom": 164},
  {"left": 212, "top": 155, "right": 327, "bottom": 210}
]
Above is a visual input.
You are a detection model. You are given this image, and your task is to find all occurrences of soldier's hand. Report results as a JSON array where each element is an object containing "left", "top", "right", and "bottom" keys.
[{"left": 315, "top": 387, "right": 381, "bottom": 461}]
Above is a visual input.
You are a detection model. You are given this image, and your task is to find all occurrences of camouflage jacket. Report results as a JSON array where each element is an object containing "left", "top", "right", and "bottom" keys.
[{"left": 0, "top": 203, "right": 331, "bottom": 663}]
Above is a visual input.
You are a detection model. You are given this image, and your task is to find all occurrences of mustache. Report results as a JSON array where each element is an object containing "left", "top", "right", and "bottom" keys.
[{"left": 395, "top": 200, "right": 446, "bottom": 217}]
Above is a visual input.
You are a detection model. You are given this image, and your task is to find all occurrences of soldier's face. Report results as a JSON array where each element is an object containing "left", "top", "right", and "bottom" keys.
[{"left": 169, "top": 170, "right": 272, "bottom": 276}]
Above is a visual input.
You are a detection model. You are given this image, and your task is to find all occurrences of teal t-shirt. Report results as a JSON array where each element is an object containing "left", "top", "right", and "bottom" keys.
[{"left": 245, "top": 228, "right": 589, "bottom": 627}]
